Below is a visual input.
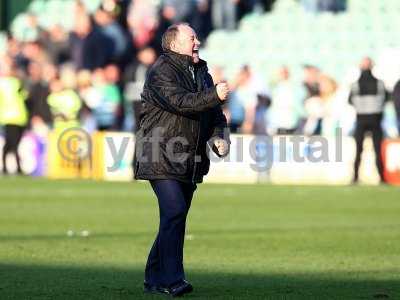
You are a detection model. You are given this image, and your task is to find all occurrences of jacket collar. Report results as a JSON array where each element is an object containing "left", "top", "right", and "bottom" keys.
[{"left": 163, "top": 50, "right": 207, "bottom": 70}]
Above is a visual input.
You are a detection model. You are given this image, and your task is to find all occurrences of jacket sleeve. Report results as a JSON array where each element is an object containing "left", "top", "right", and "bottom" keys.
[
  {"left": 208, "top": 105, "right": 231, "bottom": 158},
  {"left": 210, "top": 106, "right": 229, "bottom": 139},
  {"left": 144, "top": 65, "right": 222, "bottom": 115}
]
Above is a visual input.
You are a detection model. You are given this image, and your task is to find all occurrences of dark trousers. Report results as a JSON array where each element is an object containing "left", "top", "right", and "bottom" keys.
[
  {"left": 353, "top": 120, "right": 384, "bottom": 182},
  {"left": 145, "top": 179, "right": 197, "bottom": 287},
  {"left": 2, "top": 124, "right": 24, "bottom": 174}
]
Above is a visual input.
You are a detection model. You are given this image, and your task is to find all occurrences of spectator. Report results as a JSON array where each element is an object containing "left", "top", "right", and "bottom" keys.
[
  {"left": 19, "top": 41, "right": 48, "bottom": 72},
  {"left": 268, "top": 66, "right": 305, "bottom": 135},
  {"left": 102, "top": 0, "right": 131, "bottom": 29},
  {"left": 89, "top": 68, "right": 121, "bottom": 131},
  {"left": 6, "top": 37, "right": 30, "bottom": 74},
  {"left": 253, "top": 93, "right": 271, "bottom": 135},
  {"left": 191, "top": 0, "right": 212, "bottom": 41},
  {"left": 47, "top": 69, "right": 82, "bottom": 130},
  {"left": 25, "top": 61, "right": 52, "bottom": 134},
  {"left": 41, "top": 25, "right": 71, "bottom": 66},
  {"left": 208, "top": 65, "right": 251, "bottom": 132},
  {"left": 0, "top": 56, "right": 28, "bottom": 175},
  {"left": 212, "top": 0, "right": 240, "bottom": 31},
  {"left": 303, "top": 74, "right": 338, "bottom": 136},
  {"left": 127, "top": 0, "right": 159, "bottom": 50},
  {"left": 303, "top": 64, "right": 320, "bottom": 100},
  {"left": 76, "top": 69, "right": 97, "bottom": 131},
  {"left": 94, "top": 7, "right": 129, "bottom": 63},
  {"left": 229, "top": 65, "right": 270, "bottom": 134},
  {"left": 21, "top": 13, "right": 42, "bottom": 42},
  {"left": 6, "top": 36, "right": 23, "bottom": 64},
  {"left": 348, "top": 57, "right": 389, "bottom": 184},
  {"left": 226, "top": 68, "right": 247, "bottom": 133},
  {"left": 69, "top": 13, "right": 114, "bottom": 70},
  {"left": 123, "top": 47, "right": 156, "bottom": 132},
  {"left": 104, "top": 64, "right": 124, "bottom": 129},
  {"left": 300, "top": 64, "right": 320, "bottom": 133},
  {"left": 161, "top": 0, "right": 197, "bottom": 24}
]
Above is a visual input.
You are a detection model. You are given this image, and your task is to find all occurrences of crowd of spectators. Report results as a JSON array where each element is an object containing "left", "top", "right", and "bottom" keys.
[
  {"left": 1, "top": 0, "right": 400, "bottom": 176},
  {"left": 0, "top": 0, "right": 278, "bottom": 138},
  {"left": 212, "top": 63, "right": 346, "bottom": 137},
  {"left": 212, "top": 61, "right": 399, "bottom": 138}
]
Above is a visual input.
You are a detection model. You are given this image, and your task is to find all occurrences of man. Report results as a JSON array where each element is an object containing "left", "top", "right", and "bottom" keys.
[
  {"left": 302, "top": 64, "right": 320, "bottom": 100},
  {"left": 212, "top": 0, "right": 239, "bottom": 30},
  {"left": 0, "top": 56, "right": 28, "bottom": 175},
  {"left": 229, "top": 65, "right": 270, "bottom": 134},
  {"left": 123, "top": 47, "right": 157, "bottom": 132},
  {"left": 269, "top": 66, "right": 304, "bottom": 135},
  {"left": 69, "top": 13, "right": 114, "bottom": 70},
  {"left": 134, "top": 23, "right": 230, "bottom": 297},
  {"left": 25, "top": 61, "right": 52, "bottom": 129},
  {"left": 349, "top": 57, "right": 389, "bottom": 184},
  {"left": 94, "top": 7, "right": 128, "bottom": 63}
]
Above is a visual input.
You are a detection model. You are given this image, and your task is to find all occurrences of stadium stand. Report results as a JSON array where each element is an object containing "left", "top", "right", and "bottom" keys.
[
  {"left": 203, "top": 0, "right": 400, "bottom": 81},
  {"left": 6, "top": 0, "right": 400, "bottom": 84}
]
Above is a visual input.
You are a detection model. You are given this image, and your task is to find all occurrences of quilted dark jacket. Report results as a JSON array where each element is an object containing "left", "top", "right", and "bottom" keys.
[{"left": 133, "top": 50, "right": 230, "bottom": 183}]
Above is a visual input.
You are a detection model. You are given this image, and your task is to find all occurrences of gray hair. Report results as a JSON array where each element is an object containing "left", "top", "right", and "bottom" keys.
[{"left": 161, "top": 22, "right": 189, "bottom": 51}]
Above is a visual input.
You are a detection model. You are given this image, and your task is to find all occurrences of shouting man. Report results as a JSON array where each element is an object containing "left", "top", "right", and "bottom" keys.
[{"left": 134, "top": 23, "right": 230, "bottom": 297}]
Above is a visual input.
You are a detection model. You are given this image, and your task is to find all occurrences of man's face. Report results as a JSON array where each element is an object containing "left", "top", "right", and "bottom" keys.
[
  {"left": 279, "top": 67, "right": 289, "bottom": 81},
  {"left": 303, "top": 67, "right": 319, "bottom": 83},
  {"left": 174, "top": 25, "right": 201, "bottom": 63},
  {"left": 360, "top": 57, "right": 373, "bottom": 71}
]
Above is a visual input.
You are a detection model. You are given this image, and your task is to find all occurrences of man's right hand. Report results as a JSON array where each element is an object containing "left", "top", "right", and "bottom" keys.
[{"left": 216, "top": 82, "right": 229, "bottom": 101}]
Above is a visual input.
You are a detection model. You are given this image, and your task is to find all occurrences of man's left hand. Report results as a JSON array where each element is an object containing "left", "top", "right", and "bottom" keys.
[{"left": 213, "top": 138, "right": 229, "bottom": 157}]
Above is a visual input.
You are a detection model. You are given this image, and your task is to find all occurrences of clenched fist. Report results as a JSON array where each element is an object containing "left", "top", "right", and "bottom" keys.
[
  {"left": 213, "top": 138, "right": 229, "bottom": 157},
  {"left": 216, "top": 82, "right": 230, "bottom": 101}
]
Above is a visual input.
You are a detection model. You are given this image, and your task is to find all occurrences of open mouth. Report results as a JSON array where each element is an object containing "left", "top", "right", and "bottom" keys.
[{"left": 192, "top": 48, "right": 200, "bottom": 62}]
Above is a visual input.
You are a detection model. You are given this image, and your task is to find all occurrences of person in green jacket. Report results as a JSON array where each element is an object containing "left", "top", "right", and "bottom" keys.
[{"left": 0, "top": 59, "right": 28, "bottom": 175}]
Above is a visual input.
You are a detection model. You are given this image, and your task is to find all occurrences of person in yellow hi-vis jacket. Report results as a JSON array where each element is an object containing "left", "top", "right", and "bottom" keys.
[
  {"left": 47, "top": 76, "right": 82, "bottom": 131},
  {"left": 0, "top": 58, "right": 28, "bottom": 175},
  {"left": 46, "top": 69, "right": 87, "bottom": 179}
]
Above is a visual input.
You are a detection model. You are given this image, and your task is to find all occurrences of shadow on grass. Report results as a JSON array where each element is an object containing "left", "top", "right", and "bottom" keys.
[{"left": 0, "top": 264, "right": 398, "bottom": 300}]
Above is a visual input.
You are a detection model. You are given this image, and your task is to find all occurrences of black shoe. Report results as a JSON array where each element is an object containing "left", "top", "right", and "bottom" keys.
[
  {"left": 168, "top": 280, "right": 193, "bottom": 297},
  {"left": 144, "top": 280, "right": 193, "bottom": 297},
  {"left": 351, "top": 177, "right": 359, "bottom": 185}
]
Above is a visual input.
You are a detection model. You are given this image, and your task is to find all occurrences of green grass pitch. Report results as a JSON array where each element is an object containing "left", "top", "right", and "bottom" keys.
[{"left": 0, "top": 177, "right": 399, "bottom": 299}]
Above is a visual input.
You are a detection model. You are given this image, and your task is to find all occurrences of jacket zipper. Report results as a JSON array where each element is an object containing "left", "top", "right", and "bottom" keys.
[{"left": 192, "top": 116, "right": 201, "bottom": 184}]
